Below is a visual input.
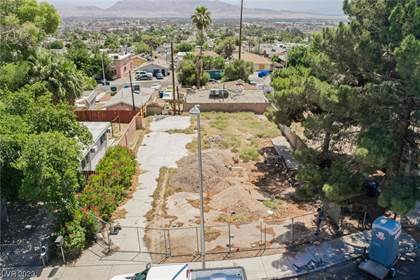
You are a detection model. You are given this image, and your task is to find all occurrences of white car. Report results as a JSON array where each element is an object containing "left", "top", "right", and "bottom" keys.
[
  {"left": 135, "top": 71, "right": 153, "bottom": 79},
  {"left": 111, "top": 264, "right": 189, "bottom": 280}
]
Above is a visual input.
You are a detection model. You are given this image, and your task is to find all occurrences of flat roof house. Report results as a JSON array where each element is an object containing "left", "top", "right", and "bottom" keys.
[
  {"left": 80, "top": 122, "right": 111, "bottom": 172},
  {"left": 184, "top": 86, "right": 269, "bottom": 114},
  {"left": 105, "top": 87, "right": 154, "bottom": 111},
  {"left": 109, "top": 53, "right": 132, "bottom": 79}
]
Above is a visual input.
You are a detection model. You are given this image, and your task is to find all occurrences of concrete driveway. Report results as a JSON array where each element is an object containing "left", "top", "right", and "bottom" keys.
[{"left": 109, "top": 116, "right": 193, "bottom": 261}]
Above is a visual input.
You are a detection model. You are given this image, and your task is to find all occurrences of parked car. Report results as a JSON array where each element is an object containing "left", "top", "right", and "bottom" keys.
[
  {"left": 135, "top": 71, "right": 153, "bottom": 80},
  {"left": 155, "top": 72, "right": 164, "bottom": 80},
  {"left": 110, "top": 264, "right": 248, "bottom": 280},
  {"left": 136, "top": 74, "right": 152, "bottom": 81},
  {"left": 258, "top": 70, "right": 271, "bottom": 78}
]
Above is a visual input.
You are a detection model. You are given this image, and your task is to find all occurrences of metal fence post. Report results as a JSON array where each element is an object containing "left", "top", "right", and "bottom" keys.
[
  {"left": 195, "top": 227, "right": 199, "bottom": 256},
  {"left": 137, "top": 227, "right": 141, "bottom": 252},
  {"left": 291, "top": 218, "right": 295, "bottom": 244},
  {"left": 228, "top": 222, "right": 232, "bottom": 253},
  {"left": 264, "top": 223, "right": 267, "bottom": 249},
  {"left": 163, "top": 228, "right": 168, "bottom": 257},
  {"left": 259, "top": 221, "right": 263, "bottom": 246},
  {"left": 362, "top": 212, "right": 367, "bottom": 230},
  {"left": 167, "top": 229, "right": 172, "bottom": 257}
]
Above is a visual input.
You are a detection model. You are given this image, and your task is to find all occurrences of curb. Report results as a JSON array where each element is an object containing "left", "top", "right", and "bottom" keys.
[{"left": 265, "top": 254, "right": 362, "bottom": 280}]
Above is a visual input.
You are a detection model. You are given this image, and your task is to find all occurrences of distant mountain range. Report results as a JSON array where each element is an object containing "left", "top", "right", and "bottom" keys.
[{"left": 53, "top": 0, "right": 341, "bottom": 19}]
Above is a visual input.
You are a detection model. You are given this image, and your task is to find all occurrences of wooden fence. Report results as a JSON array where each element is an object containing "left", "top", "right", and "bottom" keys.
[{"left": 74, "top": 110, "right": 139, "bottom": 123}]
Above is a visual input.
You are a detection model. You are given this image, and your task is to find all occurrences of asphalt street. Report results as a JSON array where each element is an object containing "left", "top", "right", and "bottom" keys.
[{"left": 297, "top": 249, "right": 420, "bottom": 280}]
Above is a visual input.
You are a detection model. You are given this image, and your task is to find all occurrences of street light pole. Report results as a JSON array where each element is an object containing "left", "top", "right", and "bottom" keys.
[
  {"left": 238, "top": 0, "right": 244, "bottom": 60},
  {"left": 189, "top": 105, "right": 206, "bottom": 269}
]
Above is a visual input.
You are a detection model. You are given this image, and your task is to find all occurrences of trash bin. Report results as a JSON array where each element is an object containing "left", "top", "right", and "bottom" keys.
[{"left": 369, "top": 216, "right": 401, "bottom": 267}]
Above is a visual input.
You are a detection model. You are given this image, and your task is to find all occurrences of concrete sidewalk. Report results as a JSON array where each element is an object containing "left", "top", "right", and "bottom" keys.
[{"left": 24, "top": 230, "right": 416, "bottom": 280}]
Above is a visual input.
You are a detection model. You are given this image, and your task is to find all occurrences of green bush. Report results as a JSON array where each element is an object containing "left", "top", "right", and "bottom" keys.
[
  {"left": 60, "top": 214, "right": 86, "bottom": 258},
  {"left": 80, "top": 146, "right": 136, "bottom": 221},
  {"left": 239, "top": 147, "right": 260, "bottom": 162}
]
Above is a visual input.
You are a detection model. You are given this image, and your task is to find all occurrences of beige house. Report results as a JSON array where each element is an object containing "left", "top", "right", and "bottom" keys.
[
  {"left": 238, "top": 51, "right": 273, "bottom": 71},
  {"left": 105, "top": 87, "right": 154, "bottom": 111},
  {"left": 131, "top": 55, "right": 147, "bottom": 69}
]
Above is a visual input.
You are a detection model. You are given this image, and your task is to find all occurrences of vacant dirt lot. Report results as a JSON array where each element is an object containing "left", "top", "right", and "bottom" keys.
[{"left": 145, "top": 112, "right": 317, "bottom": 258}]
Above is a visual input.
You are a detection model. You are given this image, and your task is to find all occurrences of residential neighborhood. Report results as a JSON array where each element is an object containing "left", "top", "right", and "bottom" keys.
[{"left": 0, "top": 0, "right": 419, "bottom": 280}]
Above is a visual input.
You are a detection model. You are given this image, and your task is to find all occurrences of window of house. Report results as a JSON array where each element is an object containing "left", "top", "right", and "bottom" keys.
[{"left": 100, "top": 133, "right": 106, "bottom": 145}]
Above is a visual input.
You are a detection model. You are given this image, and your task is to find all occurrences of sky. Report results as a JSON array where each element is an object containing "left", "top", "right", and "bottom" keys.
[{"left": 47, "top": 0, "right": 345, "bottom": 16}]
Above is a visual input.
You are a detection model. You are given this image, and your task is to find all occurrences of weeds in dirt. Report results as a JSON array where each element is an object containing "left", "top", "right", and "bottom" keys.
[
  {"left": 263, "top": 199, "right": 283, "bottom": 210},
  {"left": 187, "top": 112, "right": 280, "bottom": 161},
  {"left": 205, "top": 228, "right": 222, "bottom": 242},
  {"left": 217, "top": 213, "right": 254, "bottom": 224},
  {"left": 145, "top": 167, "right": 177, "bottom": 222}
]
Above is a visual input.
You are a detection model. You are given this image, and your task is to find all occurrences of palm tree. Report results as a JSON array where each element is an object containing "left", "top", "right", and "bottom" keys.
[
  {"left": 29, "top": 50, "right": 83, "bottom": 104},
  {"left": 191, "top": 6, "right": 212, "bottom": 88}
]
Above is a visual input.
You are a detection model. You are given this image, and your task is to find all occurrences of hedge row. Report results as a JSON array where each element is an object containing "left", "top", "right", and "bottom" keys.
[{"left": 60, "top": 146, "right": 137, "bottom": 257}]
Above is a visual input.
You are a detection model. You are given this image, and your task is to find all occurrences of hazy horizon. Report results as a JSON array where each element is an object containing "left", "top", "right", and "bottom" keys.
[{"left": 46, "top": 0, "right": 345, "bottom": 16}]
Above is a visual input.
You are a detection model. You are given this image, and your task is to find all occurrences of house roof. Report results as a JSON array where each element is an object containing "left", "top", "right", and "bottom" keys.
[
  {"left": 136, "top": 59, "right": 170, "bottom": 70},
  {"left": 193, "top": 50, "right": 219, "bottom": 57},
  {"left": 105, "top": 87, "right": 154, "bottom": 109},
  {"left": 236, "top": 51, "right": 272, "bottom": 65},
  {"left": 206, "top": 79, "right": 257, "bottom": 91},
  {"left": 80, "top": 121, "right": 111, "bottom": 157},
  {"left": 186, "top": 88, "right": 268, "bottom": 104},
  {"left": 109, "top": 53, "right": 132, "bottom": 61},
  {"left": 81, "top": 122, "right": 111, "bottom": 143}
]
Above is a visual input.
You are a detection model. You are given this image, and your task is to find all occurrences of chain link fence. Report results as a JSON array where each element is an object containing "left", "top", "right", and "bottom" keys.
[
  {"left": 106, "top": 206, "right": 368, "bottom": 261},
  {"left": 0, "top": 243, "right": 46, "bottom": 267}
]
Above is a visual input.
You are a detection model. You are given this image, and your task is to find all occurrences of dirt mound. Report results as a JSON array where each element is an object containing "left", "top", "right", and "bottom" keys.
[
  {"left": 168, "top": 149, "right": 234, "bottom": 194},
  {"left": 210, "top": 184, "right": 268, "bottom": 218}
]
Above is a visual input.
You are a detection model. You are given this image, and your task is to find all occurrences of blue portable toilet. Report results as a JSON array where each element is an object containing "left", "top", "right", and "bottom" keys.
[{"left": 369, "top": 216, "right": 401, "bottom": 267}]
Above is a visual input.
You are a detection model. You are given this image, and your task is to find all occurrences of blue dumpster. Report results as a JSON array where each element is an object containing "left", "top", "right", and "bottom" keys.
[{"left": 369, "top": 216, "right": 401, "bottom": 267}]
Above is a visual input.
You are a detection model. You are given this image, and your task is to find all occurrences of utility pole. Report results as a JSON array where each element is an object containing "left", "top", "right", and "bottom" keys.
[
  {"left": 170, "top": 40, "right": 177, "bottom": 115},
  {"left": 101, "top": 50, "right": 107, "bottom": 86},
  {"left": 129, "top": 71, "right": 136, "bottom": 111},
  {"left": 238, "top": 0, "right": 244, "bottom": 60}
]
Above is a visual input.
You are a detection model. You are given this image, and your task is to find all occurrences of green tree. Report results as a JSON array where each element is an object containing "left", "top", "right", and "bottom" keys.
[
  {"left": 48, "top": 40, "right": 64, "bottom": 49},
  {"left": 269, "top": 0, "right": 420, "bottom": 214},
  {"left": 14, "top": 132, "right": 82, "bottom": 211},
  {"left": 0, "top": 0, "right": 60, "bottom": 62},
  {"left": 134, "top": 41, "right": 151, "bottom": 55},
  {"left": 223, "top": 60, "right": 253, "bottom": 82},
  {"left": 178, "top": 59, "right": 209, "bottom": 87},
  {"left": 287, "top": 46, "right": 310, "bottom": 68},
  {"left": 176, "top": 42, "right": 194, "bottom": 53},
  {"left": 29, "top": 50, "right": 84, "bottom": 103},
  {"left": 0, "top": 62, "right": 30, "bottom": 91},
  {"left": 215, "top": 36, "right": 236, "bottom": 59},
  {"left": 191, "top": 6, "right": 212, "bottom": 88}
]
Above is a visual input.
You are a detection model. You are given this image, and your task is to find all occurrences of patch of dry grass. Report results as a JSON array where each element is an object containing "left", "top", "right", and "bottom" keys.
[
  {"left": 205, "top": 228, "right": 222, "bottom": 242},
  {"left": 217, "top": 213, "right": 255, "bottom": 224},
  {"left": 145, "top": 167, "right": 177, "bottom": 222},
  {"left": 188, "top": 112, "right": 280, "bottom": 162}
]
